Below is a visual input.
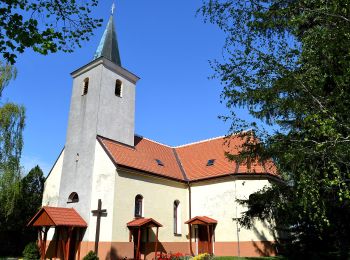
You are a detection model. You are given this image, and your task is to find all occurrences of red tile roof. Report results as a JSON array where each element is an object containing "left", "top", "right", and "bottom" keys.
[
  {"left": 27, "top": 206, "right": 87, "bottom": 227},
  {"left": 98, "top": 134, "right": 277, "bottom": 182},
  {"left": 185, "top": 216, "right": 218, "bottom": 225},
  {"left": 99, "top": 136, "right": 185, "bottom": 181},
  {"left": 127, "top": 218, "right": 163, "bottom": 228}
]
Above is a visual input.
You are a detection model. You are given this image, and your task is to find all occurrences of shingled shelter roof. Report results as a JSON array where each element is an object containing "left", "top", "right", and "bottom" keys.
[
  {"left": 185, "top": 216, "right": 218, "bottom": 225},
  {"left": 127, "top": 218, "right": 163, "bottom": 228},
  {"left": 27, "top": 206, "right": 87, "bottom": 227}
]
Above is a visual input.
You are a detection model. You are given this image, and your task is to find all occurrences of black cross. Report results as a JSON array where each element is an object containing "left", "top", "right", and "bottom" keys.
[{"left": 91, "top": 199, "right": 107, "bottom": 254}]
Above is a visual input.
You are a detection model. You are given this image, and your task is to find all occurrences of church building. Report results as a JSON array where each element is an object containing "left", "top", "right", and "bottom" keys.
[{"left": 28, "top": 8, "right": 279, "bottom": 260}]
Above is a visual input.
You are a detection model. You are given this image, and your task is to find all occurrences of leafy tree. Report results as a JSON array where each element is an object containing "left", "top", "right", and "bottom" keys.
[
  {"left": 20, "top": 165, "right": 45, "bottom": 224},
  {"left": 0, "top": 0, "right": 103, "bottom": 64},
  {"left": 0, "top": 61, "right": 25, "bottom": 220},
  {"left": 0, "top": 63, "right": 17, "bottom": 95},
  {"left": 200, "top": 0, "right": 350, "bottom": 257},
  {"left": 0, "top": 61, "right": 26, "bottom": 256},
  {"left": 0, "top": 165, "right": 45, "bottom": 256}
]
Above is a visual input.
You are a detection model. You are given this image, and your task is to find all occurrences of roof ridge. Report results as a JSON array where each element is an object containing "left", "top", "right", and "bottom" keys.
[
  {"left": 172, "top": 148, "right": 189, "bottom": 181},
  {"left": 141, "top": 136, "right": 172, "bottom": 148},
  {"left": 173, "top": 130, "right": 255, "bottom": 148},
  {"left": 174, "top": 135, "right": 228, "bottom": 148}
]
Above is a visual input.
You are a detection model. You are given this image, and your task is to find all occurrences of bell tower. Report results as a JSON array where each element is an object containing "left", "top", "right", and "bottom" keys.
[{"left": 58, "top": 6, "right": 139, "bottom": 221}]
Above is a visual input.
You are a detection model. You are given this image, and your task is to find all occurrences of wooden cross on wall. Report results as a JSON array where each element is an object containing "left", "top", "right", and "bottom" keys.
[{"left": 91, "top": 199, "right": 107, "bottom": 254}]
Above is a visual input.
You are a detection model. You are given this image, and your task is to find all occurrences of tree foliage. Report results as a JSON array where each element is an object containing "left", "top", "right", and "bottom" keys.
[
  {"left": 23, "top": 242, "right": 40, "bottom": 260},
  {"left": 0, "top": 62, "right": 17, "bottom": 96},
  {"left": 0, "top": 0, "right": 103, "bottom": 64},
  {"left": 0, "top": 62, "right": 25, "bottom": 220},
  {"left": 0, "top": 165, "right": 45, "bottom": 256},
  {"left": 0, "top": 61, "right": 25, "bottom": 256},
  {"left": 20, "top": 165, "right": 45, "bottom": 224},
  {"left": 200, "top": 0, "right": 350, "bottom": 257}
]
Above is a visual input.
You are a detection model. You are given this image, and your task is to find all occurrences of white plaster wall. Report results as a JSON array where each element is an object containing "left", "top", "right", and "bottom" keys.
[
  {"left": 58, "top": 62, "right": 104, "bottom": 226},
  {"left": 191, "top": 177, "right": 274, "bottom": 242},
  {"left": 97, "top": 64, "right": 136, "bottom": 146},
  {"left": 87, "top": 140, "right": 118, "bottom": 242},
  {"left": 113, "top": 170, "right": 189, "bottom": 242},
  {"left": 58, "top": 58, "right": 138, "bottom": 237},
  {"left": 42, "top": 150, "right": 64, "bottom": 207}
]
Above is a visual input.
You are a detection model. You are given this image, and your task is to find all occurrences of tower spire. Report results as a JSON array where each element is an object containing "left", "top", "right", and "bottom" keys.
[{"left": 93, "top": 3, "right": 121, "bottom": 66}]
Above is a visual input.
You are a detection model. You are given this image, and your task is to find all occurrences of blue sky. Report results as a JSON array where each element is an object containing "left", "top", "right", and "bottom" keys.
[{"left": 3, "top": 1, "right": 236, "bottom": 175}]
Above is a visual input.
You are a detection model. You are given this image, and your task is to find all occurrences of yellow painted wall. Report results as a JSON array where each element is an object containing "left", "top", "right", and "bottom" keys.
[
  {"left": 190, "top": 177, "right": 275, "bottom": 243},
  {"left": 92, "top": 141, "right": 189, "bottom": 244},
  {"left": 113, "top": 169, "right": 189, "bottom": 242}
]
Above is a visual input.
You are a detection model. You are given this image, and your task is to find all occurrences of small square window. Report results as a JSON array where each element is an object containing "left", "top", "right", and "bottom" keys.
[
  {"left": 206, "top": 159, "right": 215, "bottom": 166},
  {"left": 155, "top": 159, "right": 164, "bottom": 166}
]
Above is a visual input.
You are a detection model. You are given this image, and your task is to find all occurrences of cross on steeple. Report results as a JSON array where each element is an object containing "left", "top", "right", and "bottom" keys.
[
  {"left": 91, "top": 199, "right": 107, "bottom": 255},
  {"left": 111, "top": 2, "right": 115, "bottom": 15}
]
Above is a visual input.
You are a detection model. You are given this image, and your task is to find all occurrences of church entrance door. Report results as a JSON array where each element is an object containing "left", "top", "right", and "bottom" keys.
[
  {"left": 198, "top": 225, "right": 209, "bottom": 254},
  {"left": 185, "top": 216, "right": 217, "bottom": 256}
]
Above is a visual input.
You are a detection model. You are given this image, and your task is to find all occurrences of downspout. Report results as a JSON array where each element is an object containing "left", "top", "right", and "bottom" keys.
[
  {"left": 233, "top": 162, "right": 240, "bottom": 257},
  {"left": 234, "top": 177, "right": 240, "bottom": 257},
  {"left": 188, "top": 181, "right": 192, "bottom": 220},
  {"left": 188, "top": 181, "right": 194, "bottom": 256}
]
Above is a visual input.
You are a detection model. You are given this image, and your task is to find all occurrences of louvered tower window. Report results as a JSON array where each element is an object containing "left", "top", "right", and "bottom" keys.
[{"left": 82, "top": 78, "right": 89, "bottom": 95}]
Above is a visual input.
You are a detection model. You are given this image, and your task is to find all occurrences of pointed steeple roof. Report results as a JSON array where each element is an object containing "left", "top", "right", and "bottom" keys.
[{"left": 93, "top": 8, "right": 121, "bottom": 66}]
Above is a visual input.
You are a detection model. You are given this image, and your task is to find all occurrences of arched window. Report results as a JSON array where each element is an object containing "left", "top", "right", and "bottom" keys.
[
  {"left": 82, "top": 78, "right": 89, "bottom": 95},
  {"left": 174, "top": 200, "right": 181, "bottom": 234},
  {"left": 115, "top": 79, "right": 122, "bottom": 97},
  {"left": 134, "top": 194, "right": 143, "bottom": 218},
  {"left": 67, "top": 192, "right": 79, "bottom": 203}
]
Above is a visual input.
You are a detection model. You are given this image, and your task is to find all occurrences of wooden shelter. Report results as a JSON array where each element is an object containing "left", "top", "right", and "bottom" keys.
[
  {"left": 127, "top": 218, "right": 162, "bottom": 260},
  {"left": 27, "top": 206, "right": 87, "bottom": 260},
  {"left": 185, "top": 216, "right": 217, "bottom": 255}
]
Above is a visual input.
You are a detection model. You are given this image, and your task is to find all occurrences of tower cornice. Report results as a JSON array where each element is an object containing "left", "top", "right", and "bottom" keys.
[{"left": 70, "top": 57, "right": 140, "bottom": 84}]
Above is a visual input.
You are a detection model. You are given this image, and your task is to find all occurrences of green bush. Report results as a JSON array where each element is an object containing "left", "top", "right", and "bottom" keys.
[
  {"left": 23, "top": 242, "right": 40, "bottom": 260},
  {"left": 83, "top": 251, "right": 99, "bottom": 260}
]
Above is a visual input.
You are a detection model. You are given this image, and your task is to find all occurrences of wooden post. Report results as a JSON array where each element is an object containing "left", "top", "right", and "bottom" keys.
[
  {"left": 213, "top": 225, "right": 216, "bottom": 244},
  {"left": 154, "top": 227, "right": 159, "bottom": 260},
  {"left": 65, "top": 227, "right": 72, "bottom": 260},
  {"left": 207, "top": 225, "right": 210, "bottom": 254},
  {"left": 38, "top": 228, "right": 44, "bottom": 260},
  {"left": 55, "top": 227, "right": 60, "bottom": 259},
  {"left": 136, "top": 227, "right": 141, "bottom": 260},
  {"left": 212, "top": 225, "right": 214, "bottom": 254},
  {"left": 77, "top": 229, "right": 81, "bottom": 260},
  {"left": 188, "top": 224, "right": 194, "bottom": 256},
  {"left": 43, "top": 227, "right": 49, "bottom": 259},
  {"left": 60, "top": 229, "right": 66, "bottom": 260}
]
